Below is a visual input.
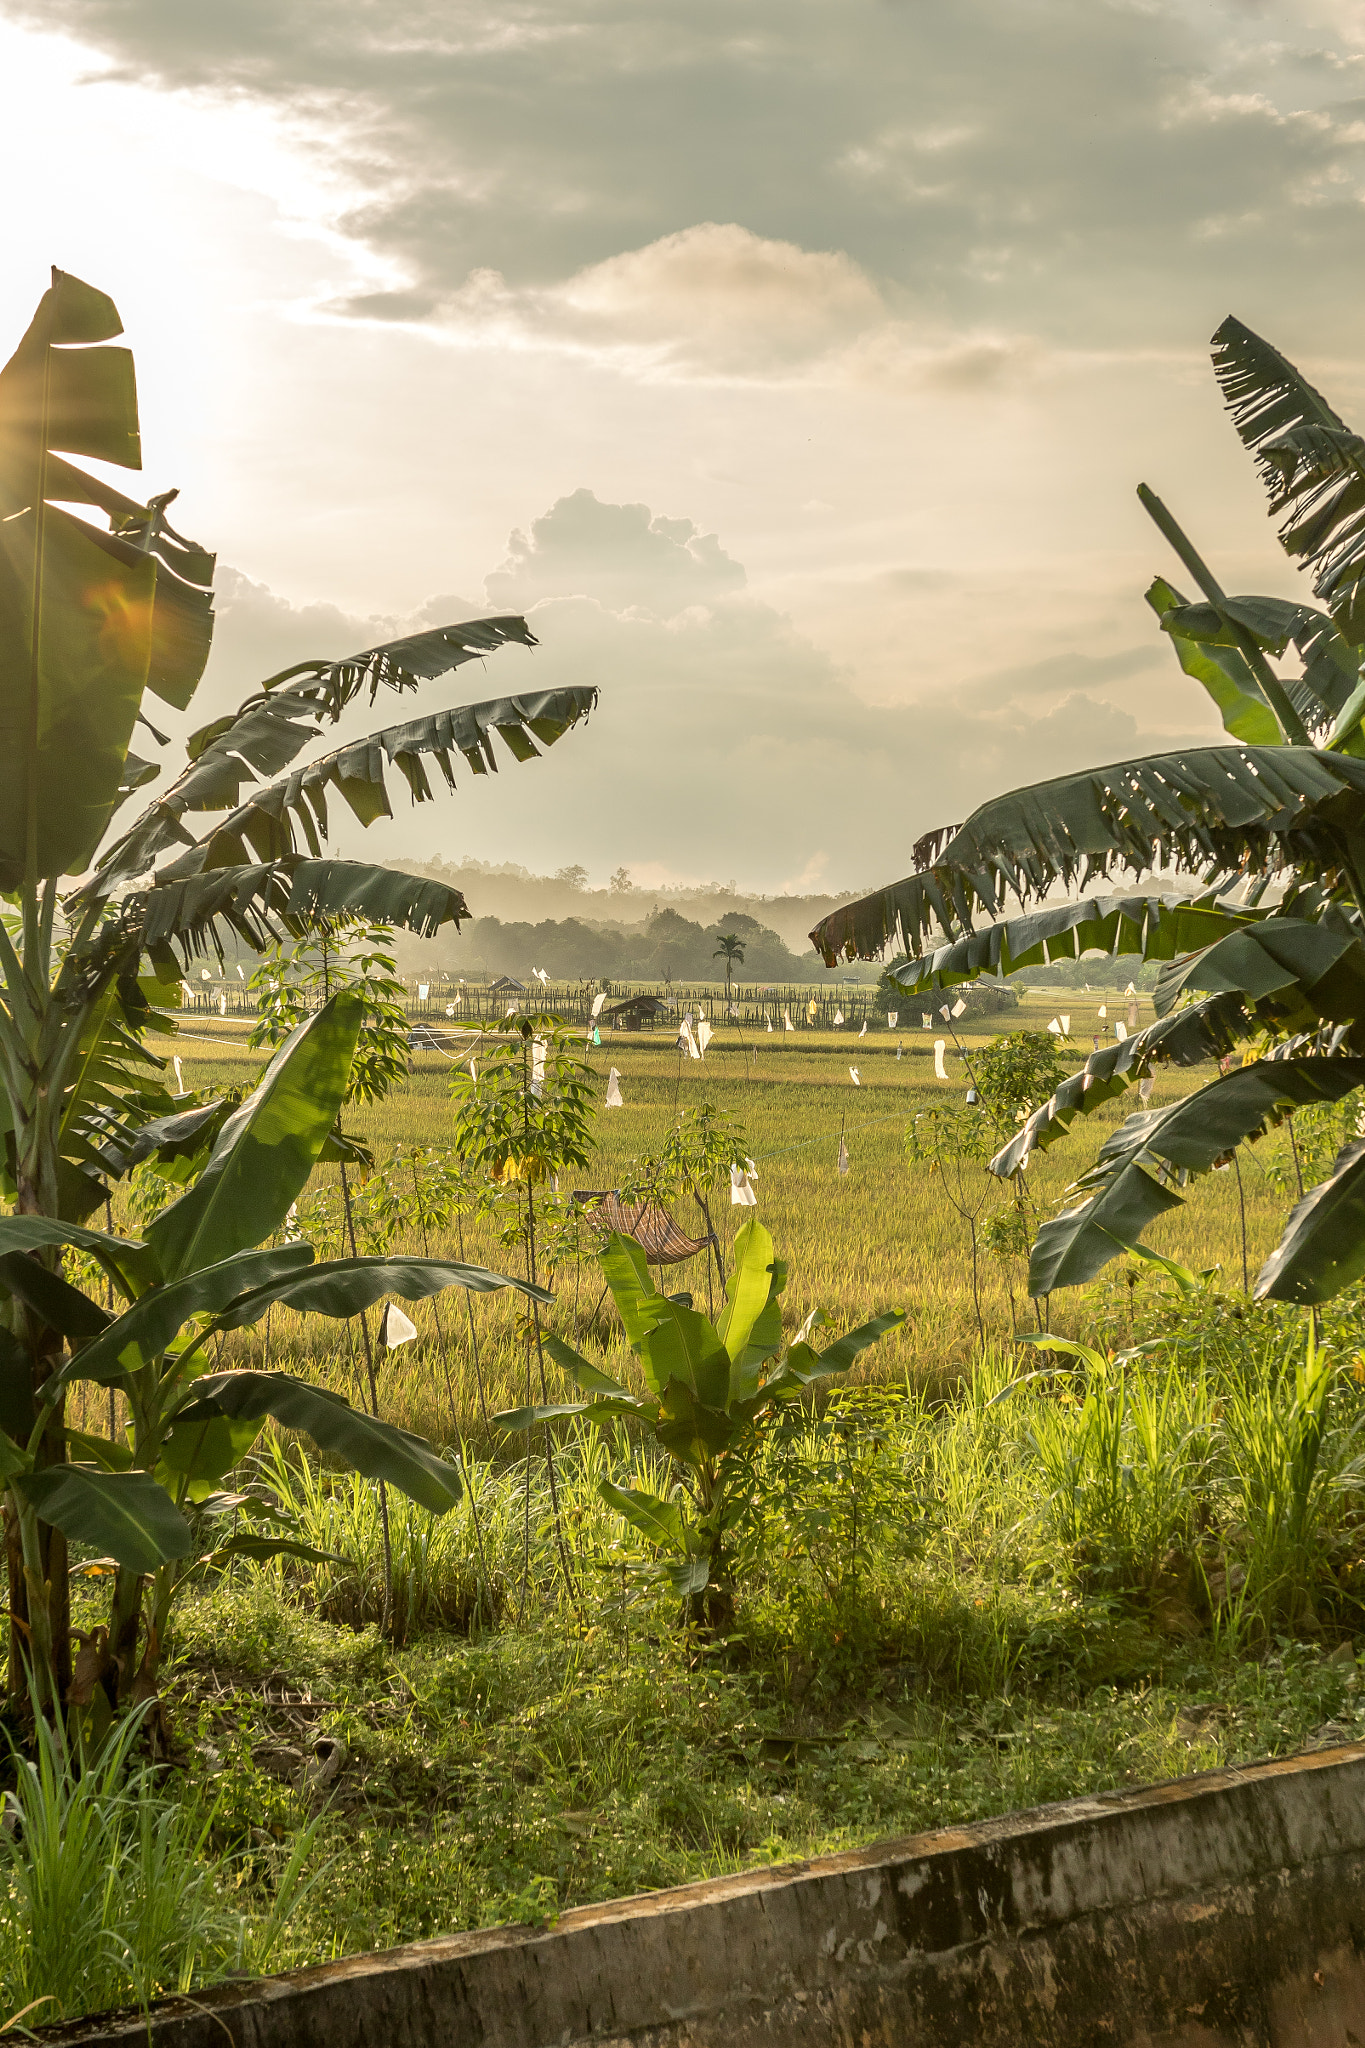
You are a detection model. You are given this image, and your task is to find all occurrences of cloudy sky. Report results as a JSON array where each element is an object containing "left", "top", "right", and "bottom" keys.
[{"left": 3, "top": 0, "right": 1364, "bottom": 896}]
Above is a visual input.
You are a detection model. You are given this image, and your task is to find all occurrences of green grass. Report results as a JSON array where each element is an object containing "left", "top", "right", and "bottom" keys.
[{"left": 46, "top": 987, "right": 1365, "bottom": 2007}]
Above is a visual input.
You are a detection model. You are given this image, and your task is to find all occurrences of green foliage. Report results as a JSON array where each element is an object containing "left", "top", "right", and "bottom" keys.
[
  {"left": 249, "top": 926, "right": 410, "bottom": 1111},
  {"left": 811, "top": 317, "right": 1365, "bottom": 1307},
  {"left": 971, "top": 1031, "right": 1072, "bottom": 1124},
  {"left": 0, "top": 1707, "right": 238, "bottom": 2025},
  {"left": 496, "top": 1220, "right": 904, "bottom": 1605},
  {"left": 450, "top": 1017, "right": 596, "bottom": 1192}
]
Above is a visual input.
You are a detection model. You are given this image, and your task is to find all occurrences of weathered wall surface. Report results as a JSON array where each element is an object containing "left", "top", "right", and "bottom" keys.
[{"left": 44, "top": 1744, "right": 1365, "bottom": 2047}]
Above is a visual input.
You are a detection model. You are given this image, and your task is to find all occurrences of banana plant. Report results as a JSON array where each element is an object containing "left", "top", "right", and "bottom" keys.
[
  {"left": 496, "top": 1219, "right": 903, "bottom": 1616},
  {"left": 1, "top": 989, "right": 547, "bottom": 1717},
  {"left": 0, "top": 267, "right": 594, "bottom": 1702},
  {"left": 810, "top": 316, "right": 1365, "bottom": 1309}
]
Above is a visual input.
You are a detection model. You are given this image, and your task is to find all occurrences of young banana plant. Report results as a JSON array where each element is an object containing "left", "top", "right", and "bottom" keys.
[
  {"left": 1, "top": 990, "right": 547, "bottom": 1720},
  {"left": 497, "top": 1218, "right": 903, "bottom": 1618}
]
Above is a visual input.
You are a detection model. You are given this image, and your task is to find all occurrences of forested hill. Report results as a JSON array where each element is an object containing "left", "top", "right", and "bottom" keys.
[{"left": 395, "top": 903, "right": 836, "bottom": 984}]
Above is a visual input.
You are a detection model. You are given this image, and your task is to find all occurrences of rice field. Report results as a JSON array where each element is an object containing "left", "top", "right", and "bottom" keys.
[{"left": 95, "top": 986, "right": 1295, "bottom": 1449}]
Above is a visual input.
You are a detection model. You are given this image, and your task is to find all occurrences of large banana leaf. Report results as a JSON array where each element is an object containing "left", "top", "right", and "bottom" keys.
[
  {"left": 1145, "top": 577, "right": 1282, "bottom": 744},
  {"left": 0, "top": 1213, "right": 150, "bottom": 1298},
  {"left": 95, "top": 673, "right": 595, "bottom": 892},
  {"left": 1029, "top": 1168, "right": 1186, "bottom": 1294},
  {"left": 810, "top": 745, "right": 1365, "bottom": 963},
  {"left": 146, "top": 991, "right": 361, "bottom": 1280},
  {"left": 0, "top": 271, "right": 213, "bottom": 888},
  {"left": 132, "top": 855, "right": 471, "bottom": 967},
  {"left": 12, "top": 1464, "right": 191, "bottom": 1575},
  {"left": 170, "top": 1372, "right": 462, "bottom": 1515},
  {"left": 1213, "top": 316, "right": 1365, "bottom": 646},
  {"left": 990, "top": 992, "right": 1260, "bottom": 1177},
  {"left": 0, "top": 1252, "right": 110, "bottom": 1346},
  {"left": 1027, "top": 1056, "right": 1365, "bottom": 1292},
  {"left": 210, "top": 1253, "right": 551, "bottom": 1332},
  {"left": 54, "top": 1243, "right": 316, "bottom": 1389},
  {"left": 1154, "top": 919, "right": 1365, "bottom": 1034},
  {"left": 888, "top": 893, "right": 1258, "bottom": 994},
  {"left": 715, "top": 1217, "right": 776, "bottom": 1367},
  {"left": 1256, "top": 1138, "right": 1365, "bottom": 1303}
]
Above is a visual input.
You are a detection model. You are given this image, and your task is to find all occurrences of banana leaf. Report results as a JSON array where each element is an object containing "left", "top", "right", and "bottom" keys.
[
  {"left": 888, "top": 893, "right": 1257, "bottom": 993},
  {"left": 1214, "top": 316, "right": 1365, "bottom": 645},
  {"left": 55, "top": 1243, "right": 316, "bottom": 1389},
  {"left": 169, "top": 1372, "right": 462, "bottom": 1515},
  {"left": 0, "top": 271, "right": 214, "bottom": 887},
  {"left": 131, "top": 855, "right": 471, "bottom": 965},
  {"left": 96, "top": 677, "right": 596, "bottom": 892},
  {"left": 147, "top": 991, "right": 361, "bottom": 1280},
  {"left": 1027, "top": 1055, "right": 1365, "bottom": 1292},
  {"left": 211, "top": 1253, "right": 551, "bottom": 1330},
  {"left": 1146, "top": 576, "right": 1282, "bottom": 744},
  {"left": 1256, "top": 1138, "right": 1365, "bottom": 1303},
  {"left": 13, "top": 1464, "right": 191, "bottom": 1575},
  {"left": 810, "top": 745, "right": 1365, "bottom": 963},
  {"left": 989, "top": 991, "right": 1255, "bottom": 1177}
]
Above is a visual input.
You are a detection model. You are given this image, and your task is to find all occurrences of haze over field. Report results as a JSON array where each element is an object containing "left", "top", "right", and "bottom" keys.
[{"left": 4, "top": 1, "right": 1365, "bottom": 893}]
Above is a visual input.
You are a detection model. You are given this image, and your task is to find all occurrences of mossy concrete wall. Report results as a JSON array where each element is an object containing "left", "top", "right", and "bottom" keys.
[{"left": 46, "top": 1743, "right": 1365, "bottom": 2046}]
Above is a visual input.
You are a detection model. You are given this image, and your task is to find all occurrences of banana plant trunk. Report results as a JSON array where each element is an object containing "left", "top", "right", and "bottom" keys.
[{"left": 4, "top": 952, "right": 74, "bottom": 1712}]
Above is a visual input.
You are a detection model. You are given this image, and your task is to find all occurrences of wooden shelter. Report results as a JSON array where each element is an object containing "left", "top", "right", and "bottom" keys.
[{"left": 598, "top": 993, "right": 669, "bottom": 1031}]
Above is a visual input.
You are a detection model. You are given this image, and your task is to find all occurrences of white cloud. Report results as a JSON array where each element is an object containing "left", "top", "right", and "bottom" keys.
[{"left": 184, "top": 490, "right": 1226, "bottom": 896}]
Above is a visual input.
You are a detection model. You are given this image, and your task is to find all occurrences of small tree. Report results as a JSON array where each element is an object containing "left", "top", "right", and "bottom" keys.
[
  {"left": 713, "top": 932, "right": 746, "bottom": 1008},
  {"left": 450, "top": 1017, "right": 596, "bottom": 1601}
]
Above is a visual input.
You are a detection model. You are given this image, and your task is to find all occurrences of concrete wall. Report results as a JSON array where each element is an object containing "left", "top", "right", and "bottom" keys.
[{"left": 46, "top": 1743, "right": 1365, "bottom": 2047}]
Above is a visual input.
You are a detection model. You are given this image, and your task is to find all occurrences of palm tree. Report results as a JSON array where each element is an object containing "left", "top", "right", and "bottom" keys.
[
  {"left": 0, "top": 268, "right": 596, "bottom": 1707},
  {"left": 713, "top": 932, "right": 746, "bottom": 1009},
  {"left": 810, "top": 315, "right": 1365, "bottom": 1308}
]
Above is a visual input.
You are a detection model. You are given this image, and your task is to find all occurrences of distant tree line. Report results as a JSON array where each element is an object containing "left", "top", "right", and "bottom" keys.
[{"left": 455, "top": 908, "right": 827, "bottom": 984}]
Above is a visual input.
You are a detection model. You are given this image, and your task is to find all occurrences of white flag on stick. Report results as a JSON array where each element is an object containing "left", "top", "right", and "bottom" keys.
[
  {"left": 1060, "top": 1014, "right": 1070, "bottom": 1034},
  {"left": 1098, "top": 1004, "right": 1107, "bottom": 1019},
  {"left": 887, "top": 1012, "right": 898, "bottom": 1028},
  {"left": 381, "top": 1302, "right": 418, "bottom": 1348},
  {"left": 605, "top": 1067, "right": 624, "bottom": 1107},
  {"left": 783, "top": 1008, "right": 794, "bottom": 1031},
  {"left": 922, "top": 1013, "right": 932, "bottom": 1029},
  {"left": 1139, "top": 1075, "right": 1155, "bottom": 1101},
  {"left": 678, "top": 1020, "right": 701, "bottom": 1059},
  {"left": 833, "top": 1009, "right": 844, "bottom": 1027},
  {"left": 418, "top": 984, "right": 430, "bottom": 1000},
  {"left": 590, "top": 991, "right": 607, "bottom": 1020},
  {"left": 218, "top": 995, "right": 226, "bottom": 1016},
  {"left": 837, "top": 1134, "right": 850, "bottom": 1177},
  {"left": 1114, "top": 1020, "right": 1127, "bottom": 1041},
  {"left": 697, "top": 1016, "right": 713, "bottom": 1056},
  {"left": 1047, "top": 1018, "right": 1061, "bottom": 1035},
  {"left": 766, "top": 1016, "right": 773, "bottom": 1033},
  {"left": 729, "top": 1162, "right": 757, "bottom": 1207},
  {"left": 849, "top": 1066, "right": 860, "bottom": 1085},
  {"left": 858, "top": 1020, "right": 868, "bottom": 1038},
  {"left": 531, "top": 1038, "right": 547, "bottom": 1099},
  {"left": 951, "top": 998, "right": 967, "bottom": 1019},
  {"left": 934, "top": 1039, "right": 948, "bottom": 1080}
]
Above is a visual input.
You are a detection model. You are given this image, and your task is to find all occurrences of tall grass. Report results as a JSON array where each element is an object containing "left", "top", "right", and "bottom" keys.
[{"left": 0, "top": 1704, "right": 323, "bottom": 2028}]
